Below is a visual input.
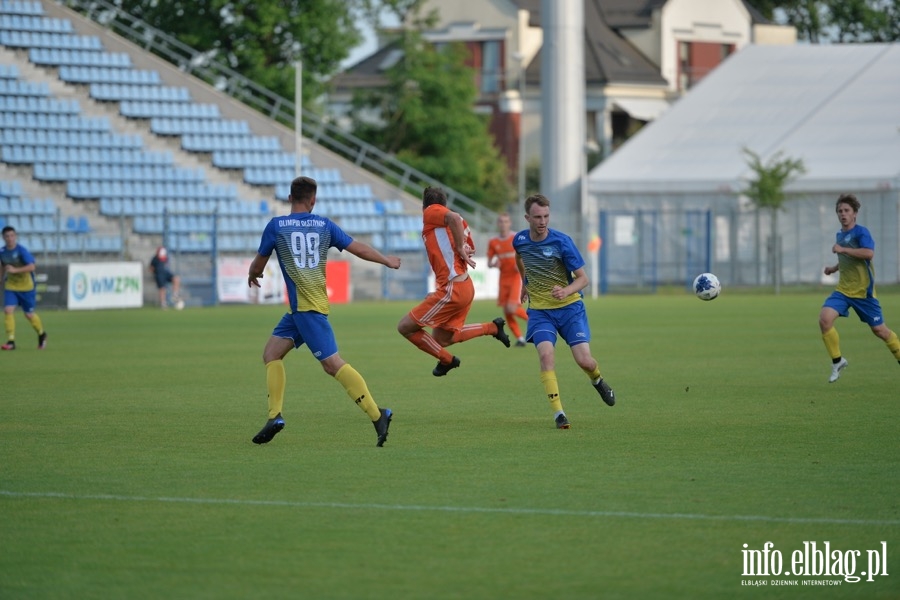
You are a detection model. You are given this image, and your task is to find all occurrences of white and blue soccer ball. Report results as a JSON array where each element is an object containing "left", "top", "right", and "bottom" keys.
[{"left": 693, "top": 272, "right": 721, "bottom": 301}]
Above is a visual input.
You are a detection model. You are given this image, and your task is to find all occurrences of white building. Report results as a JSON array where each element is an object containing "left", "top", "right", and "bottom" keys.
[{"left": 588, "top": 43, "right": 900, "bottom": 290}]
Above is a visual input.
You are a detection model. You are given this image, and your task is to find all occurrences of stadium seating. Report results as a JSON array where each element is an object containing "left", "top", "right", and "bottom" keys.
[
  {"left": 0, "top": 30, "right": 103, "bottom": 50},
  {"left": 149, "top": 118, "right": 251, "bottom": 136},
  {"left": 212, "top": 150, "right": 298, "bottom": 169},
  {"left": 0, "top": 1, "right": 44, "bottom": 17},
  {"left": 0, "top": 178, "right": 122, "bottom": 254},
  {"left": 29, "top": 47, "right": 132, "bottom": 68},
  {"left": 0, "top": 14, "right": 72, "bottom": 33},
  {"left": 0, "top": 0, "right": 420, "bottom": 254},
  {"left": 1, "top": 145, "right": 173, "bottom": 165},
  {"left": 61, "top": 66, "right": 161, "bottom": 86}
]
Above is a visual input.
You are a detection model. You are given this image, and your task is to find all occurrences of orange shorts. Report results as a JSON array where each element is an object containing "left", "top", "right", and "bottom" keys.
[
  {"left": 409, "top": 277, "right": 475, "bottom": 332},
  {"left": 497, "top": 274, "right": 523, "bottom": 306}
]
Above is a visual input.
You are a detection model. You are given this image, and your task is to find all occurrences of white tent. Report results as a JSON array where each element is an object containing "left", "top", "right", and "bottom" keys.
[{"left": 587, "top": 43, "right": 900, "bottom": 289}]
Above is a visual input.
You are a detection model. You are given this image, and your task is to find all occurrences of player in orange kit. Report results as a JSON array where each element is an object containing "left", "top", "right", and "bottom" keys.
[
  {"left": 487, "top": 213, "right": 528, "bottom": 346},
  {"left": 397, "top": 187, "right": 510, "bottom": 376}
]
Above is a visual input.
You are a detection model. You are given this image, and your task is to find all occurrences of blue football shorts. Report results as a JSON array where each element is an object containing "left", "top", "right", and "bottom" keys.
[
  {"left": 823, "top": 291, "right": 885, "bottom": 327},
  {"left": 272, "top": 310, "right": 339, "bottom": 360},
  {"left": 4, "top": 289, "right": 37, "bottom": 313},
  {"left": 526, "top": 301, "right": 592, "bottom": 347}
]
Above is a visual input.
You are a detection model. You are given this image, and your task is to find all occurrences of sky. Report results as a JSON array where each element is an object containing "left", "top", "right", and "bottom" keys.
[{"left": 342, "top": 27, "right": 378, "bottom": 69}]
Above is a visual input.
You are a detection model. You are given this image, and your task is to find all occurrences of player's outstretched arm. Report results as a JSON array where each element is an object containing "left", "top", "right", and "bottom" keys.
[
  {"left": 346, "top": 240, "right": 401, "bottom": 269},
  {"left": 248, "top": 253, "right": 269, "bottom": 287}
]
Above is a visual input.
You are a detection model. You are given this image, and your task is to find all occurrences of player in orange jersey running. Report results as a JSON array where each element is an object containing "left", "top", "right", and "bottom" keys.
[
  {"left": 398, "top": 187, "right": 511, "bottom": 376},
  {"left": 487, "top": 213, "right": 529, "bottom": 346}
]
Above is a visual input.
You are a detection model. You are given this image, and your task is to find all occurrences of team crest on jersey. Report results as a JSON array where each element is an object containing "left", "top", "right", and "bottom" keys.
[{"left": 542, "top": 247, "right": 554, "bottom": 257}]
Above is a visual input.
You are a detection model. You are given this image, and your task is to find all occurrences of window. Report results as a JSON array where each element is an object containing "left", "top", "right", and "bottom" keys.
[
  {"left": 677, "top": 41, "right": 734, "bottom": 91},
  {"left": 481, "top": 40, "right": 500, "bottom": 94}
]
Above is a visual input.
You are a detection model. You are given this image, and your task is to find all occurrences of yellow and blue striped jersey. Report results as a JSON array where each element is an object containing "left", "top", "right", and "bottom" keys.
[
  {"left": 513, "top": 228, "right": 585, "bottom": 310},
  {"left": 0, "top": 243, "right": 36, "bottom": 292},
  {"left": 835, "top": 224, "right": 876, "bottom": 299},
  {"left": 258, "top": 212, "right": 352, "bottom": 314}
]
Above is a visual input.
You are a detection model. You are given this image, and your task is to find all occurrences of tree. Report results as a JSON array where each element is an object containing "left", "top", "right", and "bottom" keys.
[
  {"left": 742, "top": 147, "right": 806, "bottom": 293},
  {"left": 747, "top": 0, "right": 900, "bottom": 43},
  {"left": 350, "top": 30, "right": 512, "bottom": 209},
  {"left": 827, "top": 0, "right": 900, "bottom": 42},
  {"left": 110, "top": 0, "right": 363, "bottom": 104}
]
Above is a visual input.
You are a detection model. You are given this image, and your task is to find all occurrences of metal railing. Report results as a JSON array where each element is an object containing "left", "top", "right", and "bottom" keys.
[{"left": 57, "top": 0, "right": 498, "bottom": 232}]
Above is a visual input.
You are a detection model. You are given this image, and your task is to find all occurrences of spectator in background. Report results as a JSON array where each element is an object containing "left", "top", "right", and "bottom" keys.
[
  {"left": 149, "top": 246, "right": 181, "bottom": 309},
  {"left": 1, "top": 226, "right": 47, "bottom": 350}
]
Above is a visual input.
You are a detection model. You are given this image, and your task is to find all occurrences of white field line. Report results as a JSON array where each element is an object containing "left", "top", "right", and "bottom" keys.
[{"left": 2, "top": 490, "right": 899, "bottom": 526}]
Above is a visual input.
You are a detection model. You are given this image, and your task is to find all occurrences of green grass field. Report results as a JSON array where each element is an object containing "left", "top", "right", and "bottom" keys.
[{"left": 1, "top": 291, "right": 898, "bottom": 599}]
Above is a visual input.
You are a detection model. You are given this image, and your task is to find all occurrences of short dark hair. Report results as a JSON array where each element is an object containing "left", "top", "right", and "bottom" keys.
[
  {"left": 524, "top": 194, "right": 550, "bottom": 214},
  {"left": 290, "top": 176, "right": 317, "bottom": 203},
  {"left": 836, "top": 193, "right": 860, "bottom": 213},
  {"left": 423, "top": 186, "right": 447, "bottom": 208},
  {"left": 2, "top": 225, "right": 15, "bottom": 235}
]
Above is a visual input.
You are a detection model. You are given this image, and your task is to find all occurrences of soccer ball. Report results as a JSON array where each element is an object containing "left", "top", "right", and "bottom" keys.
[
  {"left": 174, "top": 299, "right": 185, "bottom": 310},
  {"left": 692, "top": 273, "right": 721, "bottom": 301}
]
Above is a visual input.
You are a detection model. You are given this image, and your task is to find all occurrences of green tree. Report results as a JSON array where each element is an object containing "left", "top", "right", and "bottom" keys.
[
  {"left": 350, "top": 31, "right": 512, "bottom": 209},
  {"left": 827, "top": 0, "right": 900, "bottom": 41},
  {"left": 747, "top": 0, "right": 900, "bottom": 42},
  {"left": 742, "top": 147, "right": 806, "bottom": 293},
  {"left": 112, "top": 0, "right": 362, "bottom": 103}
]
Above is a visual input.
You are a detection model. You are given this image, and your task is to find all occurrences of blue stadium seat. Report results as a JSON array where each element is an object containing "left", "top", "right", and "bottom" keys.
[
  {"left": 59, "top": 66, "right": 160, "bottom": 86},
  {"left": 0, "top": 179, "right": 23, "bottom": 197},
  {"left": 0, "top": 63, "right": 19, "bottom": 78}
]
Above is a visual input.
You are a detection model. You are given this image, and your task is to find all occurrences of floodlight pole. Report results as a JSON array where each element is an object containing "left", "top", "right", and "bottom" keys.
[
  {"left": 294, "top": 58, "right": 303, "bottom": 176},
  {"left": 515, "top": 52, "right": 526, "bottom": 205}
]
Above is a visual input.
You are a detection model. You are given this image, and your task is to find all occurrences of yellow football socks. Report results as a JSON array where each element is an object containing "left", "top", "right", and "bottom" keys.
[
  {"left": 29, "top": 313, "right": 43, "bottom": 335},
  {"left": 335, "top": 363, "right": 381, "bottom": 421},
  {"left": 822, "top": 327, "right": 841, "bottom": 360},
  {"left": 4, "top": 313, "right": 14, "bottom": 341},
  {"left": 582, "top": 364, "right": 602, "bottom": 383},
  {"left": 265, "top": 359, "right": 286, "bottom": 419},
  {"left": 885, "top": 330, "right": 900, "bottom": 361},
  {"left": 540, "top": 370, "right": 563, "bottom": 413}
]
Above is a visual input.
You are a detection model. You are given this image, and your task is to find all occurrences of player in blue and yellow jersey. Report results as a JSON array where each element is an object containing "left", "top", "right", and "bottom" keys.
[
  {"left": 513, "top": 194, "right": 615, "bottom": 429},
  {"left": 247, "top": 176, "right": 401, "bottom": 446},
  {"left": 1, "top": 226, "right": 47, "bottom": 350},
  {"left": 818, "top": 193, "right": 900, "bottom": 383}
]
